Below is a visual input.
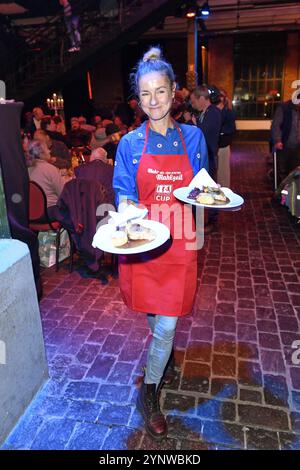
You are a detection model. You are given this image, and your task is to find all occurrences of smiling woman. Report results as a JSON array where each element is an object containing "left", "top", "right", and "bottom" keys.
[
  {"left": 139, "top": 76, "right": 175, "bottom": 124},
  {"left": 113, "top": 46, "right": 208, "bottom": 441},
  {"left": 131, "top": 47, "right": 176, "bottom": 132}
]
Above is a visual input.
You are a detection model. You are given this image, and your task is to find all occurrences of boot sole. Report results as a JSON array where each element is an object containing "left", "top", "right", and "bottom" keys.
[{"left": 136, "top": 397, "right": 168, "bottom": 442}]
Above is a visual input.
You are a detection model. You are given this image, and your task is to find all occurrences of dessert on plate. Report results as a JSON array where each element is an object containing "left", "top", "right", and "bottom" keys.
[
  {"left": 188, "top": 185, "right": 228, "bottom": 205},
  {"left": 111, "top": 226, "right": 128, "bottom": 247},
  {"left": 111, "top": 221, "right": 156, "bottom": 248},
  {"left": 126, "top": 222, "right": 156, "bottom": 241}
]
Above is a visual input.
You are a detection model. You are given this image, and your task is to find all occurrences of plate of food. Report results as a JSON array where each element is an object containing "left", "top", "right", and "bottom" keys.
[
  {"left": 92, "top": 219, "right": 170, "bottom": 255},
  {"left": 173, "top": 185, "right": 244, "bottom": 209}
]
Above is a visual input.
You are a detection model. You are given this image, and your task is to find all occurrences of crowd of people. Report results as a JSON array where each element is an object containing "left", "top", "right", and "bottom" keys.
[
  {"left": 23, "top": 82, "right": 300, "bottom": 236},
  {"left": 22, "top": 83, "right": 237, "bottom": 234}
]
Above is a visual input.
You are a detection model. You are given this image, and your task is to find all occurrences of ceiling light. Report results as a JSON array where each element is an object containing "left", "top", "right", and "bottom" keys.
[
  {"left": 200, "top": 1, "right": 210, "bottom": 16},
  {"left": 185, "top": 4, "right": 197, "bottom": 18}
]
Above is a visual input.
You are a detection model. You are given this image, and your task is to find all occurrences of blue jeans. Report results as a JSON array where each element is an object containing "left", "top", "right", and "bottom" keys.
[
  {"left": 145, "top": 314, "right": 178, "bottom": 387},
  {"left": 65, "top": 15, "right": 81, "bottom": 48}
]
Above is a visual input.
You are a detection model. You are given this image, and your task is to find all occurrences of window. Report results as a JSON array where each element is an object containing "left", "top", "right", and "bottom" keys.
[{"left": 233, "top": 34, "right": 285, "bottom": 119}]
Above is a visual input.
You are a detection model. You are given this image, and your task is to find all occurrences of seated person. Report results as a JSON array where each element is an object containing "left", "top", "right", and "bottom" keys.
[
  {"left": 92, "top": 115, "right": 102, "bottom": 126},
  {"left": 91, "top": 147, "right": 111, "bottom": 164},
  {"left": 34, "top": 129, "right": 71, "bottom": 169},
  {"left": 40, "top": 116, "right": 68, "bottom": 144},
  {"left": 114, "top": 115, "right": 128, "bottom": 135},
  {"left": 103, "top": 123, "right": 121, "bottom": 162},
  {"left": 66, "top": 117, "right": 92, "bottom": 148},
  {"left": 53, "top": 115, "right": 66, "bottom": 135},
  {"left": 28, "top": 140, "right": 65, "bottom": 221},
  {"left": 78, "top": 115, "right": 96, "bottom": 133},
  {"left": 74, "top": 147, "right": 114, "bottom": 204},
  {"left": 90, "top": 121, "right": 110, "bottom": 150}
]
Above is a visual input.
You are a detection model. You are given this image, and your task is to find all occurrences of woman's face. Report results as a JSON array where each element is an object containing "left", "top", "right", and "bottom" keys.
[
  {"left": 183, "top": 110, "right": 192, "bottom": 121},
  {"left": 139, "top": 72, "right": 175, "bottom": 121}
]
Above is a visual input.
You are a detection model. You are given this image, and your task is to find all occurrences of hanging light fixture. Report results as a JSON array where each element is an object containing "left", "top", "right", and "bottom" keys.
[
  {"left": 200, "top": 1, "right": 210, "bottom": 17},
  {"left": 185, "top": 1, "right": 197, "bottom": 18}
]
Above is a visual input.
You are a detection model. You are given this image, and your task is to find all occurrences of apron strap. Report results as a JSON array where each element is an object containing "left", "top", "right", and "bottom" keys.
[
  {"left": 142, "top": 120, "right": 189, "bottom": 156},
  {"left": 172, "top": 119, "right": 188, "bottom": 155},
  {"left": 141, "top": 121, "right": 150, "bottom": 156}
]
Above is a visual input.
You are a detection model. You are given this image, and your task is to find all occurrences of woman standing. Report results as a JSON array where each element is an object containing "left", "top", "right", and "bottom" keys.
[{"left": 113, "top": 47, "right": 208, "bottom": 440}]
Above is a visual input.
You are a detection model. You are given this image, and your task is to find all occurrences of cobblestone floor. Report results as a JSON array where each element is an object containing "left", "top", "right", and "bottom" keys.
[{"left": 2, "top": 143, "right": 300, "bottom": 450}]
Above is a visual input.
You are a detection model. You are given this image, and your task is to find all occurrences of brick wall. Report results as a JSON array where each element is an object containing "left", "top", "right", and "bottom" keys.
[
  {"left": 208, "top": 36, "right": 234, "bottom": 100},
  {"left": 282, "top": 32, "right": 300, "bottom": 102}
]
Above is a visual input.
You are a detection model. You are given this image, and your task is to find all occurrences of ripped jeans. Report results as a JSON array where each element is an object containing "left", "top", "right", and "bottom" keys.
[{"left": 144, "top": 314, "right": 178, "bottom": 387}]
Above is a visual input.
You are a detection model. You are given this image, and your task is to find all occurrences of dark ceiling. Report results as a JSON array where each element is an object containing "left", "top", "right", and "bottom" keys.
[{"left": 0, "top": 1, "right": 62, "bottom": 17}]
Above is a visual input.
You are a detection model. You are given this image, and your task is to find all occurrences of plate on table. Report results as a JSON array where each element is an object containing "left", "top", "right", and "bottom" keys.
[
  {"left": 173, "top": 186, "right": 244, "bottom": 209},
  {"left": 92, "top": 219, "right": 170, "bottom": 255}
]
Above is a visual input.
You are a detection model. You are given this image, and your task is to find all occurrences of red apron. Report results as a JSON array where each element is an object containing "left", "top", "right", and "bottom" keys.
[{"left": 119, "top": 121, "right": 197, "bottom": 317}]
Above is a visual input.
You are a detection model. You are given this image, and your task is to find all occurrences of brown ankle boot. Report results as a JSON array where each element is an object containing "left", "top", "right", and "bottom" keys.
[{"left": 137, "top": 382, "right": 167, "bottom": 441}]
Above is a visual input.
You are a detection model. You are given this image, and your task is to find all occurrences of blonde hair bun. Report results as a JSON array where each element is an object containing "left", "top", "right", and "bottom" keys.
[{"left": 143, "top": 47, "right": 162, "bottom": 62}]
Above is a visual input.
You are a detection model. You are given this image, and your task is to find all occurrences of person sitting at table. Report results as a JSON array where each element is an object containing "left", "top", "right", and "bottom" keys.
[
  {"left": 74, "top": 147, "right": 114, "bottom": 204},
  {"left": 28, "top": 140, "right": 65, "bottom": 221},
  {"left": 66, "top": 117, "right": 92, "bottom": 148},
  {"left": 103, "top": 123, "right": 121, "bottom": 162},
  {"left": 40, "top": 116, "right": 68, "bottom": 144},
  {"left": 34, "top": 129, "right": 71, "bottom": 169},
  {"left": 90, "top": 121, "right": 110, "bottom": 150},
  {"left": 53, "top": 115, "right": 67, "bottom": 135},
  {"left": 78, "top": 115, "right": 96, "bottom": 133},
  {"left": 114, "top": 115, "right": 128, "bottom": 135}
]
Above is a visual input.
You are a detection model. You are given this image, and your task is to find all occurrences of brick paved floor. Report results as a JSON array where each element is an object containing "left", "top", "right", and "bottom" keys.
[{"left": 2, "top": 143, "right": 300, "bottom": 450}]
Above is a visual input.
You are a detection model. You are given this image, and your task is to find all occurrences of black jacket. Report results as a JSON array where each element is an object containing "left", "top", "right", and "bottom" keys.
[
  {"left": 271, "top": 100, "right": 294, "bottom": 148},
  {"left": 197, "top": 105, "right": 222, "bottom": 162}
]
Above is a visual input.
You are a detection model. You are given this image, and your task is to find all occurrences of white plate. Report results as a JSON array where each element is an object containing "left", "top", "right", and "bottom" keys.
[
  {"left": 173, "top": 186, "right": 244, "bottom": 209},
  {"left": 92, "top": 219, "right": 170, "bottom": 255}
]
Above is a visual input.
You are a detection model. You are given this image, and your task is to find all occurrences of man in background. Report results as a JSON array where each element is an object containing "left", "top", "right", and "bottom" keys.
[
  {"left": 190, "top": 85, "right": 222, "bottom": 233},
  {"left": 24, "top": 107, "right": 44, "bottom": 137},
  {"left": 271, "top": 98, "right": 300, "bottom": 184},
  {"left": 66, "top": 117, "right": 91, "bottom": 148}
]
